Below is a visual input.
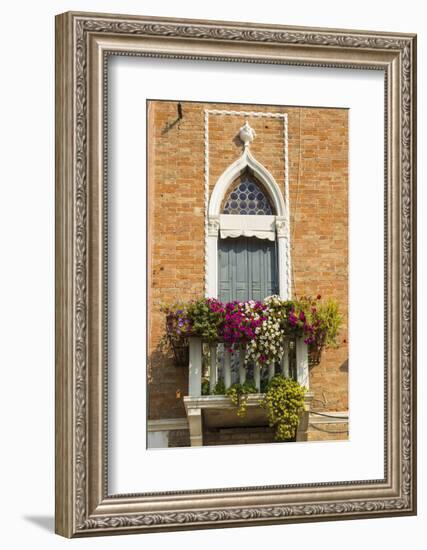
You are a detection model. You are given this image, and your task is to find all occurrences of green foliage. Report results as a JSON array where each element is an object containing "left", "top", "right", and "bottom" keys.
[
  {"left": 261, "top": 375, "right": 307, "bottom": 441},
  {"left": 309, "top": 298, "right": 342, "bottom": 365},
  {"left": 260, "top": 378, "right": 269, "bottom": 394},
  {"left": 225, "top": 382, "right": 258, "bottom": 417},
  {"left": 315, "top": 298, "right": 342, "bottom": 347},
  {"left": 265, "top": 294, "right": 342, "bottom": 366},
  {"left": 246, "top": 294, "right": 343, "bottom": 368},
  {"left": 201, "top": 378, "right": 210, "bottom": 396},
  {"left": 212, "top": 380, "right": 226, "bottom": 395},
  {"left": 159, "top": 300, "right": 191, "bottom": 358},
  {"left": 186, "top": 299, "right": 222, "bottom": 342},
  {"left": 161, "top": 295, "right": 343, "bottom": 369}
]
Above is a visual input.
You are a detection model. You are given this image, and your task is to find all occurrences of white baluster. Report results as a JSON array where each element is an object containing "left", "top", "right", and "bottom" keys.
[
  {"left": 296, "top": 337, "right": 309, "bottom": 388},
  {"left": 209, "top": 344, "right": 217, "bottom": 393},
  {"left": 281, "top": 340, "right": 290, "bottom": 377},
  {"left": 268, "top": 363, "right": 275, "bottom": 382},
  {"left": 254, "top": 364, "right": 261, "bottom": 392},
  {"left": 224, "top": 349, "right": 232, "bottom": 389},
  {"left": 188, "top": 337, "right": 202, "bottom": 396},
  {"left": 239, "top": 348, "right": 246, "bottom": 384}
]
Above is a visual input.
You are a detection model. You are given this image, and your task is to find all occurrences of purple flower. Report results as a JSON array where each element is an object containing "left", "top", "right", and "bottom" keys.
[{"left": 289, "top": 313, "right": 298, "bottom": 326}]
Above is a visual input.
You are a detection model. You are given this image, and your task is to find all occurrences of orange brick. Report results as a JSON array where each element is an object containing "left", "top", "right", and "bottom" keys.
[{"left": 147, "top": 100, "right": 349, "bottom": 419}]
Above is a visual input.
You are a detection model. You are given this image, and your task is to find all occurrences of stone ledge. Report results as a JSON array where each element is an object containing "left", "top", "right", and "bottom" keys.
[
  {"left": 147, "top": 418, "right": 188, "bottom": 432},
  {"left": 184, "top": 392, "right": 314, "bottom": 410},
  {"left": 307, "top": 421, "right": 349, "bottom": 441},
  {"left": 309, "top": 411, "right": 349, "bottom": 425},
  {"left": 184, "top": 392, "right": 314, "bottom": 445}
]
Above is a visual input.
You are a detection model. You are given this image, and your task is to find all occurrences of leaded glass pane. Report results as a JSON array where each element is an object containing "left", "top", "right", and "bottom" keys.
[{"left": 222, "top": 172, "right": 273, "bottom": 215}]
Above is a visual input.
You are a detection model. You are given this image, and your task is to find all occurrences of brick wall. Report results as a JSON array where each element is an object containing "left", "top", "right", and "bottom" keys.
[
  {"left": 147, "top": 100, "right": 348, "bottom": 420},
  {"left": 307, "top": 422, "right": 349, "bottom": 441},
  {"left": 203, "top": 426, "right": 278, "bottom": 446},
  {"left": 168, "top": 429, "right": 191, "bottom": 448},
  {"left": 165, "top": 420, "right": 350, "bottom": 446}
]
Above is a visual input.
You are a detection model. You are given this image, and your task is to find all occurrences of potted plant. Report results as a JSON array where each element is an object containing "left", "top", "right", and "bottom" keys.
[{"left": 161, "top": 302, "right": 192, "bottom": 367}]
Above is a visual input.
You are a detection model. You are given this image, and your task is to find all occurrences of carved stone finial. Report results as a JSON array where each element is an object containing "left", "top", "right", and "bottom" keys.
[{"left": 239, "top": 121, "right": 256, "bottom": 149}]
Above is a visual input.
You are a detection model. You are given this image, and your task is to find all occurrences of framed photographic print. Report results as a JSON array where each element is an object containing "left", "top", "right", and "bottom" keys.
[{"left": 55, "top": 11, "right": 417, "bottom": 537}]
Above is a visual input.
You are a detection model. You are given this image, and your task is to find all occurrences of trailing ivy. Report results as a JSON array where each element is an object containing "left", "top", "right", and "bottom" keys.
[
  {"left": 261, "top": 375, "right": 307, "bottom": 441},
  {"left": 225, "top": 382, "right": 258, "bottom": 417},
  {"left": 203, "top": 380, "right": 258, "bottom": 416}
]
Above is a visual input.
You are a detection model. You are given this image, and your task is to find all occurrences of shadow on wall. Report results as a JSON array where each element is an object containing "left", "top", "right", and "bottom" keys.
[
  {"left": 148, "top": 342, "right": 189, "bottom": 420},
  {"left": 339, "top": 359, "right": 349, "bottom": 372}
]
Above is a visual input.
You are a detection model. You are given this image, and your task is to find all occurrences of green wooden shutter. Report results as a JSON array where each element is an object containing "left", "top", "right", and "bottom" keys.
[{"left": 218, "top": 237, "right": 278, "bottom": 302}]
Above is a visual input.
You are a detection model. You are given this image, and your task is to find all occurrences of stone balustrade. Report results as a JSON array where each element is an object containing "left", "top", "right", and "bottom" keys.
[
  {"left": 184, "top": 337, "right": 311, "bottom": 446},
  {"left": 188, "top": 336, "right": 309, "bottom": 397}
]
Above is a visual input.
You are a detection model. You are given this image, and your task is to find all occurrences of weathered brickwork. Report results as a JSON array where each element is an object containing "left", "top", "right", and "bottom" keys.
[
  {"left": 307, "top": 422, "right": 349, "bottom": 441},
  {"left": 168, "top": 429, "right": 191, "bottom": 448},
  {"left": 147, "top": 100, "right": 348, "bottom": 422},
  {"left": 164, "top": 422, "right": 348, "bottom": 447},
  {"left": 203, "top": 426, "right": 278, "bottom": 446}
]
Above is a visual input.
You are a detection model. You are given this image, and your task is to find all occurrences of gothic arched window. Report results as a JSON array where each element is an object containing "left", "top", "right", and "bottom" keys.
[{"left": 222, "top": 170, "right": 274, "bottom": 215}]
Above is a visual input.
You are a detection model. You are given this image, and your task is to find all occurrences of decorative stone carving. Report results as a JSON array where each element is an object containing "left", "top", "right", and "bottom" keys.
[
  {"left": 275, "top": 217, "right": 289, "bottom": 237},
  {"left": 208, "top": 148, "right": 286, "bottom": 218},
  {"left": 239, "top": 120, "right": 256, "bottom": 149},
  {"left": 207, "top": 216, "right": 220, "bottom": 236}
]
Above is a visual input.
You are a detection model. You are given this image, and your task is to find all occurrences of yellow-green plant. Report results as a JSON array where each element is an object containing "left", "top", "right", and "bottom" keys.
[
  {"left": 309, "top": 297, "right": 342, "bottom": 365},
  {"left": 225, "top": 382, "right": 258, "bottom": 417},
  {"left": 261, "top": 375, "right": 307, "bottom": 441},
  {"left": 315, "top": 298, "right": 342, "bottom": 347}
]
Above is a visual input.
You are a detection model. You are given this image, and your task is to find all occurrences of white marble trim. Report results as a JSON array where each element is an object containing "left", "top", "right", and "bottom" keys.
[{"left": 204, "top": 109, "right": 291, "bottom": 299}]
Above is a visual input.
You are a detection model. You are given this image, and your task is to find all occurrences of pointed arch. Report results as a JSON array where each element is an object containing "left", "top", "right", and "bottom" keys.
[
  {"left": 204, "top": 112, "right": 291, "bottom": 301},
  {"left": 222, "top": 171, "right": 274, "bottom": 215},
  {"left": 208, "top": 149, "right": 286, "bottom": 217}
]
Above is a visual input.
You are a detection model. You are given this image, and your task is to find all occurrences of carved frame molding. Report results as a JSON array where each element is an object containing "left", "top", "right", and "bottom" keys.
[{"left": 55, "top": 11, "right": 416, "bottom": 537}]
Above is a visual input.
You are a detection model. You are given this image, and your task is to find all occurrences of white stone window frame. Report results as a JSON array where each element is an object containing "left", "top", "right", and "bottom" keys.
[{"left": 204, "top": 110, "right": 291, "bottom": 300}]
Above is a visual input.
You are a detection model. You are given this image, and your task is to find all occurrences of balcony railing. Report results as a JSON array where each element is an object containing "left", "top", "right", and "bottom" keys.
[
  {"left": 183, "top": 336, "right": 312, "bottom": 446},
  {"left": 187, "top": 336, "right": 310, "bottom": 397}
]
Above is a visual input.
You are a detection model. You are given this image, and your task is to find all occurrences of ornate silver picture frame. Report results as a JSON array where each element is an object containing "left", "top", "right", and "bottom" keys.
[{"left": 55, "top": 11, "right": 417, "bottom": 537}]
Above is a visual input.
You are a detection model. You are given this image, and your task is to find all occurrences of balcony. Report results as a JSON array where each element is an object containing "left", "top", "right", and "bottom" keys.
[{"left": 183, "top": 336, "right": 313, "bottom": 446}]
